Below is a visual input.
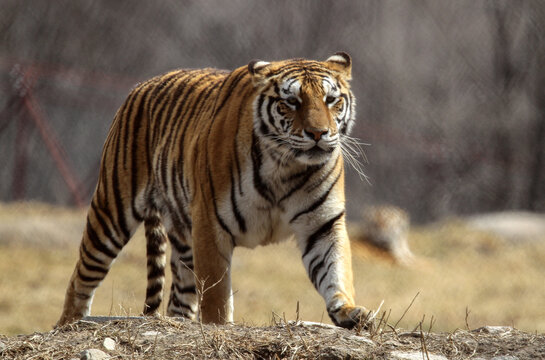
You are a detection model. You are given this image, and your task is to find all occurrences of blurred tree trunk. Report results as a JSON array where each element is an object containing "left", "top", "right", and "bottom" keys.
[
  {"left": 524, "top": 2, "right": 545, "bottom": 211},
  {"left": 528, "top": 34, "right": 545, "bottom": 211},
  {"left": 489, "top": 2, "right": 516, "bottom": 210}
]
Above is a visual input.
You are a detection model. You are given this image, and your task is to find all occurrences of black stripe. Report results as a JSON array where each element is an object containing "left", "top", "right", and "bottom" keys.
[
  {"left": 178, "top": 259, "right": 194, "bottom": 271},
  {"left": 152, "top": 72, "right": 194, "bottom": 144},
  {"left": 144, "top": 300, "right": 161, "bottom": 315},
  {"left": 315, "top": 243, "right": 335, "bottom": 289},
  {"left": 233, "top": 135, "right": 244, "bottom": 196},
  {"left": 265, "top": 97, "right": 281, "bottom": 133},
  {"left": 170, "top": 293, "right": 194, "bottom": 313},
  {"left": 145, "top": 282, "right": 163, "bottom": 298},
  {"left": 86, "top": 218, "right": 118, "bottom": 259},
  {"left": 256, "top": 95, "right": 275, "bottom": 136},
  {"left": 212, "top": 69, "right": 248, "bottom": 115},
  {"left": 74, "top": 291, "right": 91, "bottom": 300},
  {"left": 169, "top": 235, "right": 191, "bottom": 254},
  {"left": 290, "top": 169, "right": 342, "bottom": 223},
  {"left": 91, "top": 201, "right": 123, "bottom": 251},
  {"left": 230, "top": 168, "right": 247, "bottom": 233},
  {"left": 130, "top": 88, "right": 150, "bottom": 222},
  {"left": 119, "top": 88, "right": 139, "bottom": 170},
  {"left": 251, "top": 132, "right": 274, "bottom": 203},
  {"left": 306, "top": 155, "right": 341, "bottom": 193},
  {"left": 303, "top": 211, "right": 345, "bottom": 258},
  {"left": 207, "top": 167, "right": 235, "bottom": 244},
  {"left": 177, "top": 284, "right": 197, "bottom": 294},
  {"left": 277, "top": 65, "right": 332, "bottom": 81},
  {"left": 308, "top": 243, "right": 335, "bottom": 287},
  {"left": 307, "top": 254, "right": 321, "bottom": 278},
  {"left": 107, "top": 103, "right": 131, "bottom": 241},
  {"left": 318, "top": 261, "right": 336, "bottom": 290},
  {"left": 310, "top": 258, "right": 326, "bottom": 288},
  {"left": 81, "top": 257, "right": 108, "bottom": 274},
  {"left": 77, "top": 266, "right": 104, "bottom": 284},
  {"left": 148, "top": 73, "right": 186, "bottom": 152},
  {"left": 122, "top": 84, "right": 148, "bottom": 170},
  {"left": 146, "top": 242, "right": 166, "bottom": 257},
  {"left": 159, "top": 72, "right": 213, "bottom": 153},
  {"left": 233, "top": 88, "right": 252, "bottom": 197},
  {"left": 278, "top": 164, "right": 322, "bottom": 204},
  {"left": 179, "top": 254, "right": 193, "bottom": 263},
  {"left": 80, "top": 239, "right": 106, "bottom": 265},
  {"left": 149, "top": 71, "right": 184, "bottom": 118},
  {"left": 110, "top": 140, "right": 131, "bottom": 240},
  {"left": 146, "top": 262, "right": 165, "bottom": 279}
]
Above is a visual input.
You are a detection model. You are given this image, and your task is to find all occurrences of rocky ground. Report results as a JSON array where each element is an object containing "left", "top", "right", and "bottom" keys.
[{"left": 1, "top": 317, "right": 543, "bottom": 359}]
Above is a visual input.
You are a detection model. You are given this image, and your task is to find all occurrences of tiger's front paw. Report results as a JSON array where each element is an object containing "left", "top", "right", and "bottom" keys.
[
  {"left": 328, "top": 305, "right": 370, "bottom": 329},
  {"left": 55, "top": 311, "right": 83, "bottom": 328}
]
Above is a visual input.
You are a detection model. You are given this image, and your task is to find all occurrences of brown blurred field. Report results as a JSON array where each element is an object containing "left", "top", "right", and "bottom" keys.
[{"left": 1, "top": 202, "right": 544, "bottom": 336}]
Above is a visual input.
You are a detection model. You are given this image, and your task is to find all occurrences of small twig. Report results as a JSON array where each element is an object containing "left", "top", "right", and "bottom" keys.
[
  {"left": 393, "top": 292, "right": 420, "bottom": 329},
  {"left": 109, "top": 280, "right": 115, "bottom": 317},
  {"left": 383, "top": 308, "right": 392, "bottom": 337},
  {"left": 283, "top": 312, "right": 294, "bottom": 338},
  {"left": 427, "top": 315, "right": 435, "bottom": 336},
  {"left": 418, "top": 320, "right": 430, "bottom": 360},
  {"left": 465, "top": 306, "right": 471, "bottom": 330},
  {"left": 412, "top": 314, "right": 425, "bottom": 333},
  {"left": 298, "top": 334, "right": 310, "bottom": 353},
  {"left": 370, "top": 310, "right": 387, "bottom": 339}
]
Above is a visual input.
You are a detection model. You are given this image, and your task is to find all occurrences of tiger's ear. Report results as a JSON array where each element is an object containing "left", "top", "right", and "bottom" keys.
[
  {"left": 325, "top": 52, "right": 352, "bottom": 80},
  {"left": 248, "top": 60, "right": 272, "bottom": 86}
]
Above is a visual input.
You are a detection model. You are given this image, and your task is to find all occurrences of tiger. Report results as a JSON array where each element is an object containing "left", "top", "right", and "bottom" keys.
[
  {"left": 57, "top": 52, "right": 370, "bottom": 329},
  {"left": 351, "top": 206, "right": 414, "bottom": 265}
]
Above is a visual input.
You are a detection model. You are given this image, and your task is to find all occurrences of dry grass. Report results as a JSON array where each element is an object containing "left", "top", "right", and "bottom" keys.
[
  {"left": 0, "top": 202, "right": 544, "bottom": 337},
  {"left": 1, "top": 317, "right": 544, "bottom": 359}
]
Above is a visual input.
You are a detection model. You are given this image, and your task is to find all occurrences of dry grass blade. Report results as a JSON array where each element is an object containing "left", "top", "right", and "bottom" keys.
[{"left": 393, "top": 292, "right": 420, "bottom": 330}]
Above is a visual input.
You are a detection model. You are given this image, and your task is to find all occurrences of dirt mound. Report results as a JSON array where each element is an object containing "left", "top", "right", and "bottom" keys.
[{"left": 1, "top": 317, "right": 543, "bottom": 359}]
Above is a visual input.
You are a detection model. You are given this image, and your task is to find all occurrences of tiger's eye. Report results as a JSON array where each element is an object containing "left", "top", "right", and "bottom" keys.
[
  {"left": 325, "top": 96, "right": 337, "bottom": 105},
  {"left": 286, "top": 96, "right": 299, "bottom": 106}
]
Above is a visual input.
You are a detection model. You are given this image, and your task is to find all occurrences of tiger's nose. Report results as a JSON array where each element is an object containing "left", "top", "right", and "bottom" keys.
[{"left": 304, "top": 127, "right": 329, "bottom": 141}]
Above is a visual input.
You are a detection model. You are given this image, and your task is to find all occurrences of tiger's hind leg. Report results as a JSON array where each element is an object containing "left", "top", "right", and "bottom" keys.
[
  {"left": 166, "top": 232, "right": 198, "bottom": 320},
  {"left": 142, "top": 211, "right": 168, "bottom": 316},
  {"left": 57, "top": 197, "right": 141, "bottom": 326}
]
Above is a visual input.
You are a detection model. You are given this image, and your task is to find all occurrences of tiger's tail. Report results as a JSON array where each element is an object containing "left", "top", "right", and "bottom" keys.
[{"left": 143, "top": 211, "right": 168, "bottom": 316}]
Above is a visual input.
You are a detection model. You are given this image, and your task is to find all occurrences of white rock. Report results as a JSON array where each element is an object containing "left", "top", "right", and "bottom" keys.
[
  {"left": 142, "top": 330, "right": 161, "bottom": 337},
  {"left": 472, "top": 326, "right": 514, "bottom": 334},
  {"left": 390, "top": 350, "right": 448, "bottom": 360},
  {"left": 102, "top": 337, "right": 116, "bottom": 351},
  {"left": 80, "top": 348, "right": 109, "bottom": 360}
]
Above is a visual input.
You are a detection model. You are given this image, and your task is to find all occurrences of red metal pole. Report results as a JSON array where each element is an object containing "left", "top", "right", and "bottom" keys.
[
  {"left": 22, "top": 90, "right": 86, "bottom": 207},
  {"left": 12, "top": 113, "right": 30, "bottom": 200}
]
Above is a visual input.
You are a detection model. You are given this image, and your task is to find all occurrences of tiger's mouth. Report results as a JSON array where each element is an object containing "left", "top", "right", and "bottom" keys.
[{"left": 293, "top": 144, "right": 336, "bottom": 162}]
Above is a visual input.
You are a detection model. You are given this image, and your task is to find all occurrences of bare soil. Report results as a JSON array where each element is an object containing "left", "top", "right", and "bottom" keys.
[{"left": 1, "top": 317, "right": 543, "bottom": 359}]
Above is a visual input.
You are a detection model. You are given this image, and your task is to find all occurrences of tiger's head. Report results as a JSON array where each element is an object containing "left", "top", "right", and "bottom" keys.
[{"left": 248, "top": 52, "right": 356, "bottom": 166}]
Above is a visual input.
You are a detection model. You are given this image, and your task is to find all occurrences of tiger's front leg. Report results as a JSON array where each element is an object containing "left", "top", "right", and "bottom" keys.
[
  {"left": 295, "top": 211, "right": 370, "bottom": 329},
  {"left": 191, "top": 205, "right": 235, "bottom": 324}
]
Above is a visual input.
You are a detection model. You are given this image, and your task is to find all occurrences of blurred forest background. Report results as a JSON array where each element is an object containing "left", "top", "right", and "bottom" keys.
[{"left": 1, "top": 0, "right": 545, "bottom": 223}]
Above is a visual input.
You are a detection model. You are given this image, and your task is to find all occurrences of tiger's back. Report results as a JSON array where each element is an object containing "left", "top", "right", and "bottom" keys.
[{"left": 58, "top": 53, "right": 370, "bottom": 329}]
